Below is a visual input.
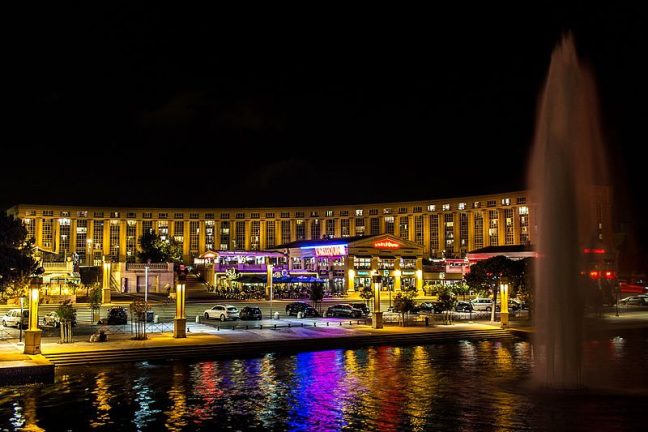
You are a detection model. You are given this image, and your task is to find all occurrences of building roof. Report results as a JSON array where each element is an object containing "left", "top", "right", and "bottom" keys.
[{"left": 271, "top": 234, "right": 380, "bottom": 250}]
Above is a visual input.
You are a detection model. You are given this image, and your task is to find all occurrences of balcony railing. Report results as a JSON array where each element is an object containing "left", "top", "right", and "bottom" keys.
[{"left": 214, "top": 263, "right": 285, "bottom": 272}]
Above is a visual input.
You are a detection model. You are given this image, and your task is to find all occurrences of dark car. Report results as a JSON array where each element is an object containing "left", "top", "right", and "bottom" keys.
[
  {"left": 414, "top": 301, "right": 445, "bottom": 314},
  {"left": 285, "top": 302, "right": 312, "bottom": 316},
  {"left": 326, "top": 304, "right": 362, "bottom": 318},
  {"left": 455, "top": 301, "right": 474, "bottom": 312},
  {"left": 106, "top": 307, "right": 128, "bottom": 325},
  {"left": 302, "top": 306, "right": 320, "bottom": 318},
  {"left": 350, "top": 303, "right": 370, "bottom": 316},
  {"left": 240, "top": 306, "right": 263, "bottom": 320}
]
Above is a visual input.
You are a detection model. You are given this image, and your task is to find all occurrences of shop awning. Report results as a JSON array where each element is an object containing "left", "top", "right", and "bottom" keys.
[{"left": 273, "top": 276, "right": 325, "bottom": 283}]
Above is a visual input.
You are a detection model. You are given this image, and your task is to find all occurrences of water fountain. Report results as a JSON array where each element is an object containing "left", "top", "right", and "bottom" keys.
[{"left": 529, "top": 34, "right": 610, "bottom": 388}]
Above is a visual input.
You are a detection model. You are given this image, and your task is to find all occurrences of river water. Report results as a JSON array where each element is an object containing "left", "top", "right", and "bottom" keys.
[{"left": 1, "top": 331, "right": 647, "bottom": 431}]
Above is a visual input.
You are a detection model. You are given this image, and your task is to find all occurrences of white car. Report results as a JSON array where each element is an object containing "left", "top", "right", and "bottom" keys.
[
  {"left": 203, "top": 305, "right": 240, "bottom": 321},
  {"left": 1, "top": 309, "right": 29, "bottom": 328}
]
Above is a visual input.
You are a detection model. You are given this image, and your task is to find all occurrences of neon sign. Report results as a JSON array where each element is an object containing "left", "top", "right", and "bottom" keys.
[
  {"left": 314, "top": 245, "right": 347, "bottom": 256},
  {"left": 373, "top": 240, "right": 400, "bottom": 249}
]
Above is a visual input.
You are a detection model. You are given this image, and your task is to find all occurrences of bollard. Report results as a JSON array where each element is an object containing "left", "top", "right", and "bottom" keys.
[
  {"left": 301, "top": 323, "right": 304, "bottom": 327},
  {"left": 314, "top": 322, "right": 316, "bottom": 327},
  {"left": 260, "top": 324, "right": 263, "bottom": 330},
  {"left": 425, "top": 317, "right": 429, "bottom": 327},
  {"left": 245, "top": 325, "right": 248, "bottom": 330},
  {"left": 217, "top": 325, "right": 220, "bottom": 331},
  {"left": 154, "top": 315, "right": 159, "bottom": 324},
  {"left": 274, "top": 312, "right": 279, "bottom": 320},
  {"left": 195, "top": 315, "right": 200, "bottom": 323},
  {"left": 326, "top": 322, "right": 329, "bottom": 326},
  {"left": 288, "top": 323, "right": 291, "bottom": 328},
  {"left": 349, "top": 321, "right": 352, "bottom": 326},
  {"left": 339, "top": 322, "right": 342, "bottom": 326}
]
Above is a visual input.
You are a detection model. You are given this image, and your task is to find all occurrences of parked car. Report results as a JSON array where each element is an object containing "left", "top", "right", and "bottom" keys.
[
  {"left": 239, "top": 306, "right": 262, "bottom": 320},
  {"left": 618, "top": 295, "right": 648, "bottom": 306},
  {"left": 285, "top": 302, "right": 312, "bottom": 316},
  {"left": 471, "top": 298, "right": 500, "bottom": 312},
  {"left": 414, "top": 301, "right": 445, "bottom": 314},
  {"left": 350, "top": 303, "right": 370, "bottom": 316},
  {"left": 326, "top": 304, "right": 362, "bottom": 318},
  {"left": 106, "top": 307, "right": 128, "bottom": 325},
  {"left": 455, "top": 301, "right": 474, "bottom": 312},
  {"left": 1, "top": 309, "right": 29, "bottom": 328},
  {"left": 42, "top": 311, "right": 77, "bottom": 328},
  {"left": 204, "top": 305, "right": 240, "bottom": 321},
  {"left": 302, "top": 306, "right": 320, "bottom": 318}
]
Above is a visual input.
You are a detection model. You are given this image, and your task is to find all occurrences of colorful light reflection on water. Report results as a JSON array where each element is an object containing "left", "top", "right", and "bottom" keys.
[{"left": 1, "top": 333, "right": 647, "bottom": 431}]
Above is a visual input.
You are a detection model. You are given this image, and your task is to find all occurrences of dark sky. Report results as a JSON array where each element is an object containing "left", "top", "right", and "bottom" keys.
[{"left": 3, "top": 4, "right": 647, "bottom": 256}]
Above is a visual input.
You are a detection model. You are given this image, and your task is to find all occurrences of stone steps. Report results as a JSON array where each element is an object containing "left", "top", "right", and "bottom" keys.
[{"left": 43, "top": 329, "right": 514, "bottom": 366}]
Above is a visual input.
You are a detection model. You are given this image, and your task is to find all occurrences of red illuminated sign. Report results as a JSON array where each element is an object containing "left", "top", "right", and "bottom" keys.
[
  {"left": 583, "top": 248, "right": 606, "bottom": 254},
  {"left": 373, "top": 240, "right": 400, "bottom": 249}
]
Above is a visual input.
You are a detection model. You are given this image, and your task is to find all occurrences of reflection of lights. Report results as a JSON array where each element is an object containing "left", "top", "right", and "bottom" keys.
[
  {"left": 90, "top": 371, "right": 112, "bottom": 428},
  {"left": 133, "top": 376, "right": 161, "bottom": 430},
  {"left": 164, "top": 364, "right": 188, "bottom": 431}
]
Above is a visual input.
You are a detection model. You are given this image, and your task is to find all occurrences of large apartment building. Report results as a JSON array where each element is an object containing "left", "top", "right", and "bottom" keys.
[{"left": 6, "top": 188, "right": 612, "bottom": 266}]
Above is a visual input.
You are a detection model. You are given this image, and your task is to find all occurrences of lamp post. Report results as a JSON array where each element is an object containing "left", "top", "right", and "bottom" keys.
[
  {"left": 266, "top": 262, "right": 273, "bottom": 319},
  {"left": 102, "top": 259, "right": 111, "bottom": 304},
  {"left": 174, "top": 283, "right": 186, "bottom": 338},
  {"left": 372, "top": 274, "right": 383, "bottom": 329},
  {"left": 500, "top": 280, "right": 509, "bottom": 328},
  {"left": 24, "top": 286, "right": 42, "bottom": 355}
]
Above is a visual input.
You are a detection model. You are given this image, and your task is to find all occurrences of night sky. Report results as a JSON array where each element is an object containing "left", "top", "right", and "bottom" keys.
[{"left": 3, "top": 4, "right": 647, "bottom": 261}]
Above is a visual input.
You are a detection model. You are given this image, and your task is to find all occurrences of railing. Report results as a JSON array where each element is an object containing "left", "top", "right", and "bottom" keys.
[
  {"left": 125, "top": 263, "right": 171, "bottom": 271},
  {"left": 214, "top": 263, "right": 280, "bottom": 272},
  {"left": 42, "top": 261, "right": 72, "bottom": 271}
]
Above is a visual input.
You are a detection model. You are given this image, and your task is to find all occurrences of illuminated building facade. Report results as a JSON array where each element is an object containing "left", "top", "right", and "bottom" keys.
[{"left": 6, "top": 187, "right": 613, "bottom": 274}]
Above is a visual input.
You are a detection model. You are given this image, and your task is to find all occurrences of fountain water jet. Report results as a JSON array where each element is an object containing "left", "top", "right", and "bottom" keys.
[{"left": 529, "top": 34, "right": 611, "bottom": 389}]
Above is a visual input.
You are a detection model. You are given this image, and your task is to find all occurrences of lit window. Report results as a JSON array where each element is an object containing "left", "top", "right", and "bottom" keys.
[
  {"left": 518, "top": 206, "right": 529, "bottom": 215},
  {"left": 355, "top": 209, "right": 363, "bottom": 216},
  {"left": 501, "top": 198, "right": 511, "bottom": 206},
  {"left": 442, "top": 204, "right": 450, "bottom": 211},
  {"left": 458, "top": 203, "right": 466, "bottom": 210},
  {"left": 427, "top": 204, "right": 436, "bottom": 212}
]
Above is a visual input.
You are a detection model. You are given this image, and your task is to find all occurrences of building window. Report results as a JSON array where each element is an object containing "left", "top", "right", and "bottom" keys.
[
  {"left": 176, "top": 213, "right": 186, "bottom": 219},
  {"left": 369, "top": 209, "right": 378, "bottom": 216},
  {"left": 520, "top": 212, "right": 529, "bottom": 244},
  {"left": 326, "top": 219, "right": 335, "bottom": 238},
  {"left": 489, "top": 210, "right": 499, "bottom": 245},
  {"left": 340, "top": 210, "right": 349, "bottom": 217},
  {"left": 23, "top": 218, "right": 35, "bottom": 242},
  {"left": 341, "top": 219, "right": 350, "bottom": 237},
  {"left": 427, "top": 204, "right": 436, "bottom": 212},
  {"left": 487, "top": 200, "right": 496, "bottom": 208},
  {"left": 474, "top": 212, "right": 484, "bottom": 249},
  {"left": 266, "top": 221, "right": 276, "bottom": 248},
  {"left": 353, "top": 257, "right": 371, "bottom": 270},
  {"left": 281, "top": 220, "right": 291, "bottom": 244},
  {"left": 127, "top": 212, "right": 136, "bottom": 218},
  {"left": 473, "top": 202, "right": 481, "bottom": 209},
  {"left": 143, "top": 212, "right": 152, "bottom": 219},
  {"left": 26, "top": 210, "right": 37, "bottom": 216},
  {"left": 383, "top": 208, "right": 392, "bottom": 215},
  {"left": 250, "top": 221, "right": 260, "bottom": 250},
  {"left": 430, "top": 215, "right": 439, "bottom": 257},
  {"left": 518, "top": 206, "right": 529, "bottom": 215},
  {"left": 58, "top": 218, "right": 71, "bottom": 258},
  {"left": 175, "top": 221, "right": 185, "bottom": 248},
  {"left": 220, "top": 221, "right": 230, "bottom": 250},
  {"left": 142, "top": 220, "right": 152, "bottom": 234},
  {"left": 203, "top": 220, "right": 213, "bottom": 250},
  {"left": 505, "top": 208, "right": 514, "bottom": 245},
  {"left": 517, "top": 197, "right": 526, "bottom": 204},
  {"left": 458, "top": 203, "right": 466, "bottom": 210},
  {"left": 220, "top": 213, "right": 230, "bottom": 220},
  {"left": 442, "top": 204, "right": 450, "bottom": 211},
  {"left": 310, "top": 219, "right": 321, "bottom": 239},
  {"left": 111, "top": 212, "right": 120, "bottom": 218},
  {"left": 384, "top": 216, "right": 394, "bottom": 234},
  {"left": 295, "top": 212, "right": 305, "bottom": 218},
  {"left": 399, "top": 216, "right": 409, "bottom": 240},
  {"left": 74, "top": 219, "right": 87, "bottom": 263},
  {"left": 326, "top": 210, "right": 334, "bottom": 217},
  {"left": 190, "top": 221, "right": 200, "bottom": 253},
  {"left": 265, "top": 212, "right": 275, "bottom": 218},
  {"left": 355, "top": 209, "right": 363, "bottom": 216},
  {"left": 42, "top": 219, "right": 53, "bottom": 249},
  {"left": 413, "top": 206, "right": 422, "bottom": 213},
  {"left": 309, "top": 211, "right": 318, "bottom": 218},
  {"left": 296, "top": 219, "right": 305, "bottom": 240},
  {"left": 398, "top": 207, "right": 407, "bottom": 214},
  {"left": 92, "top": 220, "right": 104, "bottom": 251},
  {"left": 190, "top": 213, "right": 200, "bottom": 219},
  {"left": 60, "top": 211, "right": 70, "bottom": 217},
  {"left": 43, "top": 210, "right": 54, "bottom": 217},
  {"left": 370, "top": 217, "right": 380, "bottom": 235},
  {"left": 281, "top": 212, "right": 290, "bottom": 218},
  {"left": 501, "top": 198, "right": 511, "bottom": 206},
  {"left": 157, "top": 221, "right": 169, "bottom": 240},
  {"left": 460, "top": 213, "right": 468, "bottom": 255},
  {"left": 109, "top": 220, "right": 120, "bottom": 261},
  {"left": 251, "top": 213, "right": 260, "bottom": 219},
  {"left": 126, "top": 220, "right": 137, "bottom": 261},
  {"left": 77, "top": 211, "right": 88, "bottom": 218},
  {"left": 235, "top": 221, "right": 246, "bottom": 249},
  {"left": 355, "top": 217, "right": 365, "bottom": 236},
  {"left": 444, "top": 214, "right": 454, "bottom": 256},
  {"left": 415, "top": 215, "right": 423, "bottom": 245}
]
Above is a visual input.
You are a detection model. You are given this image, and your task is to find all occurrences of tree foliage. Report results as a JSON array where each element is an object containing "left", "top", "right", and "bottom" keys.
[
  {"left": 310, "top": 282, "right": 324, "bottom": 310},
  {"left": 137, "top": 230, "right": 183, "bottom": 264},
  {"left": 0, "top": 212, "right": 39, "bottom": 301},
  {"left": 393, "top": 288, "right": 417, "bottom": 326},
  {"left": 56, "top": 299, "right": 77, "bottom": 322},
  {"left": 359, "top": 284, "right": 374, "bottom": 307},
  {"left": 437, "top": 285, "right": 458, "bottom": 324}
]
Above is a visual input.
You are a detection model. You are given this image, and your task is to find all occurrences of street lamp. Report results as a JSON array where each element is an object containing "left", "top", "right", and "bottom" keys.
[
  {"left": 174, "top": 283, "right": 186, "bottom": 338},
  {"left": 266, "top": 262, "right": 273, "bottom": 319},
  {"left": 500, "top": 280, "right": 509, "bottom": 328},
  {"left": 372, "top": 275, "right": 383, "bottom": 329}
]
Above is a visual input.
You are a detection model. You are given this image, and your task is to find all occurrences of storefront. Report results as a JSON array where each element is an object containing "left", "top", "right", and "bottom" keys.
[{"left": 269, "top": 234, "right": 425, "bottom": 294}]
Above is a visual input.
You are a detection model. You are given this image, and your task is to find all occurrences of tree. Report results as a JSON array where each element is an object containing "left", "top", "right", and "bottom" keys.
[
  {"left": 89, "top": 285, "right": 102, "bottom": 323},
  {"left": 56, "top": 300, "right": 77, "bottom": 343},
  {"left": 437, "top": 285, "right": 457, "bottom": 325},
  {"left": 359, "top": 284, "right": 374, "bottom": 310},
  {"left": 465, "top": 255, "right": 513, "bottom": 322},
  {"left": 393, "top": 287, "right": 417, "bottom": 326},
  {"left": 137, "top": 230, "right": 183, "bottom": 264},
  {"left": 0, "top": 212, "right": 39, "bottom": 302},
  {"left": 130, "top": 298, "right": 150, "bottom": 340}
]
